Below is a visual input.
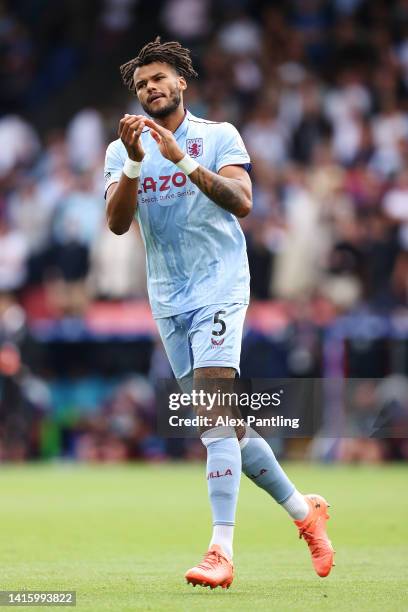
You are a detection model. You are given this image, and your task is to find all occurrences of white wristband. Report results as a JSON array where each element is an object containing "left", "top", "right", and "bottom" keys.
[
  {"left": 176, "top": 154, "right": 199, "bottom": 176},
  {"left": 123, "top": 158, "right": 142, "bottom": 179}
]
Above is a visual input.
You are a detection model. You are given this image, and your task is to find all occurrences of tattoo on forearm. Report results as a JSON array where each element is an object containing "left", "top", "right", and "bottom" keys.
[{"left": 191, "top": 167, "right": 247, "bottom": 215}]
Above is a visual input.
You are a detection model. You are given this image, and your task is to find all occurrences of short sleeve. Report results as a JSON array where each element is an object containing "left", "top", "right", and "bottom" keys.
[
  {"left": 104, "top": 140, "right": 125, "bottom": 198},
  {"left": 215, "top": 122, "right": 251, "bottom": 173}
]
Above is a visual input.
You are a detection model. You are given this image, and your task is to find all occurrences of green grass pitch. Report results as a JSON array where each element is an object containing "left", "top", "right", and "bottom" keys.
[{"left": 0, "top": 463, "right": 407, "bottom": 611}]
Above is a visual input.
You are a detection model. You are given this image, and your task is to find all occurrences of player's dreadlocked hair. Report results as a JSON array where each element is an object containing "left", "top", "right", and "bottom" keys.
[{"left": 120, "top": 36, "right": 198, "bottom": 94}]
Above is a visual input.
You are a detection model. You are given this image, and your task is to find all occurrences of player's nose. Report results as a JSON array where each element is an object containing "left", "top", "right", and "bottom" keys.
[{"left": 147, "top": 82, "right": 158, "bottom": 94}]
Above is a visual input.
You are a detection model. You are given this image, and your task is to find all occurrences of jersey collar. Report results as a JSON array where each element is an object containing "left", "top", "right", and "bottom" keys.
[{"left": 174, "top": 109, "right": 190, "bottom": 139}]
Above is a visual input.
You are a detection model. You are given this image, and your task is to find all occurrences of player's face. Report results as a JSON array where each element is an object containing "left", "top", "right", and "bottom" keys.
[{"left": 134, "top": 62, "right": 186, "bottom": 118}]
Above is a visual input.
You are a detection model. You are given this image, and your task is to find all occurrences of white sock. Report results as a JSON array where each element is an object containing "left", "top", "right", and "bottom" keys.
[
  {"left": 281, "top": 490, "right": 309, "bottom": 520},
  {"left": 209, "top": 524, "right": 234, "bottom": 559}
]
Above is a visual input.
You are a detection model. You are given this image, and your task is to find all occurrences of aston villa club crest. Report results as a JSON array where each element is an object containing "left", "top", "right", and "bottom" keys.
[{"left": 186, "top": 138, "right": 203, "bottom": 158}]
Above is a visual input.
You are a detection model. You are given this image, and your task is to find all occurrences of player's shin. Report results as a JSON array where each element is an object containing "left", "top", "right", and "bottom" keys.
[
  {"left": 201, "top": 425, "right": 241, "bottom": 560},
  {"left": 239, "top": 426, "right": 309, "bottom": 520}
]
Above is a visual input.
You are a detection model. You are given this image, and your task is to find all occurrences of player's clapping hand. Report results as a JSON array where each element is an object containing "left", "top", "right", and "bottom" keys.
[
  {"left": 143, "top": 118, "right": 184, "bottom": 163},
  {"left": 118, "top": 114, "right": 146, "bottom": 161}
]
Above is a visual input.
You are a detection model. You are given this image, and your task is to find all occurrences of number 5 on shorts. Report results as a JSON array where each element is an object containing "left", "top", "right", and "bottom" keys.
[{"left": 212, "top": 310, "right": 226, "bottom": 337}]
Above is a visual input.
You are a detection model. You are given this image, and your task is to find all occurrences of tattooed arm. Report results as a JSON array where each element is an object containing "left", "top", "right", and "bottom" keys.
[{"left": 189, "top": 164, "right": 252, "bottom": 218}]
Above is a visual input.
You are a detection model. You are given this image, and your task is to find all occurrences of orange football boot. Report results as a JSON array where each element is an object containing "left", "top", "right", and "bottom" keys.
[
  {"left": 185, "top": 544, "right": 234, "bottom": 589},
  {"left": 295, "top": 494, "right": 335, "bottom": 577}
]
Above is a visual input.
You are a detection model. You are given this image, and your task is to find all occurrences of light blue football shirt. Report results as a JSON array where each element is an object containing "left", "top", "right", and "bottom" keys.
[{"left": 104, "top": 110, "right": 251, "bottom": 319}]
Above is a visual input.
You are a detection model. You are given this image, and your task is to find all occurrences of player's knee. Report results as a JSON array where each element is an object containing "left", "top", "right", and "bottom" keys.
[{"left": 194, "top": 366, "right": 236, "bottom": 379}]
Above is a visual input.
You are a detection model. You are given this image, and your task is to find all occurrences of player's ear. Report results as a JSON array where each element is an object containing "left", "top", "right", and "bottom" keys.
[{"left": 179, "top": 77, "right": 187, "bottom": 91}]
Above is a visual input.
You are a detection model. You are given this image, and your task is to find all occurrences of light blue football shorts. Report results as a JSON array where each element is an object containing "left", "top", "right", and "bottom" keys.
[{"left": 155, "top": 302, "right": 248, "bottom": 381}]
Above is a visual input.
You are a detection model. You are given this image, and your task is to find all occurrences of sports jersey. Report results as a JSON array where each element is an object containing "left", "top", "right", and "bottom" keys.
[{"left": 104, "top": 110, "right": 251, "bottom": 318}]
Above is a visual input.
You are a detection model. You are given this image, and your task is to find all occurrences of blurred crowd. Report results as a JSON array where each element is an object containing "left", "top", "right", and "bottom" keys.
[
  {"left": 0, "top": 0, "right": 408, "bottom": 462},
  {"left": 1, "top": 0, "right": 407, "bottom": 311}
]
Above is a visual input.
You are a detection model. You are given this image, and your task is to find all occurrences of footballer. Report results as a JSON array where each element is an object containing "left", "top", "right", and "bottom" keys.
[{"left": 104, "top": 37, "right": 334, "bottom": 590}]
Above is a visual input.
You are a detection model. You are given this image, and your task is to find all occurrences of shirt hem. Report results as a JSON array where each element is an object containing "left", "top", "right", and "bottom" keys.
[{"left": 151, "top": 296, "right": 250, "bottom": 319}]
